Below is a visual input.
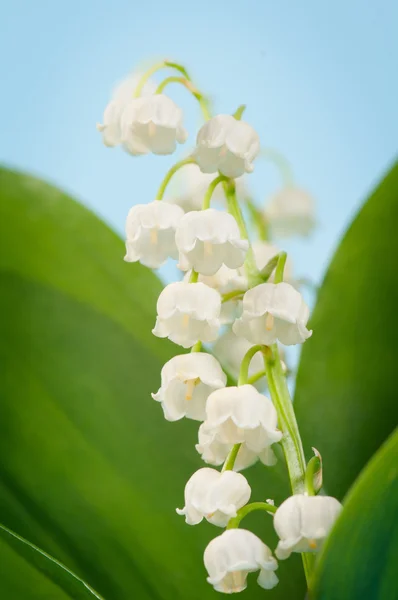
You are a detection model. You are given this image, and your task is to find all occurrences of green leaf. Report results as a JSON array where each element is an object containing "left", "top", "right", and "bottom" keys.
[
  {"left": 0, "top": 168, "right": 305, "bottom": 599},
  {"left": 0, "top": 522, "right": 104, "bottom": 599},
  {"left": 312, "top": 428, "right": 398, "bottom": 600},
  {"left": 295, "top": 162, "right": 398, "bottom": 499}
]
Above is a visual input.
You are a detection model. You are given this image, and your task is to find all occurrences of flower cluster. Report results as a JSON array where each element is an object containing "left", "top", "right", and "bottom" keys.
[{"left": 99, "top": 61, "right": 342, "bottom": 595}]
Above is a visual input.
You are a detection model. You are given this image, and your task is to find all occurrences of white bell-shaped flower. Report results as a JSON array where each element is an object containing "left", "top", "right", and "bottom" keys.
[
  {"left": 124, "top": 201, "right": 184, "bottom": 269},
  {"left": 233, "top": 282, "right": 312, "bottom": 346},
  {"left": 165, "top": 162, "right": 248, "bottom": 212},
  {"left": 196, "top": 422, "right": 277, "bottom": 471},
  {"left": 274, "top": 494, "right": 342, "bottom": 559},
  {"left": 265, "top": 187, "right": 315, "bottom": 238},
  {"left": 152, "top": 353, "right": 226, "bottom": 422},
  {"left": 120, "top": 94, "right": 188, "bottom": 156},
  {"left": 195, "top": 115, "right": 260, "bottom": 178},
  {"left": 97, "top": 73, "right": 155, "bottom": 147},
  {"left": 204, "top": 385, "right": 282, "bottom": 453},
  {"left": 252, "top": 241, "right": 294, "bottom": 283},
  {"left": 204, "top": 529, "right": 279, "bottom": 593},
  {"left": 176, "top": 468, "right": 251, "bottom": 527},
  {"left": 175, "top": 209, "right": 248, "bottom": 276},
  {"left": 152, "top": 282, "right": 221, "bottom": 348}
]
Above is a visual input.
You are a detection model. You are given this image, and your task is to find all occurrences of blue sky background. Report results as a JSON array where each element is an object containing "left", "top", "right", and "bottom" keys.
[{"left": 1, "top": 0, "right": 397, "bottom": 285}]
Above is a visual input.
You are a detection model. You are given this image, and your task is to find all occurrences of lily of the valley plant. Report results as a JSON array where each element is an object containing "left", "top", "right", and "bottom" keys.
[{"left": 98, "top": 60, "right": 342, "bottom": 595}]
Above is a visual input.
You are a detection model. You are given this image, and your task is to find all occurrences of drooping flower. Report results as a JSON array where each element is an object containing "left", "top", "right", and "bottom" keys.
[
  {"left": 97, "top": 72, "right": 154, "bottom": 147},
  {"left": 120, "top": 94, "right": 188, "bottom": 156},
  {"left": 152, "top": 282, "right": 221, "bottom": 348},
  {"left": 274, "top": 494, "right": 342, "bottom": 559},
  {"left": 124, "top": 201, "right": 184, "bottom": 268},
  {"left": 196, "top": 422, "right": 277, "bottom": 471},
  {"left": 233, "top": 282, "right": 312, "bottom": 346},
  {"left": 175, "top": 209, "right": 248, "bottom": 276},
  {"left": 203, "top": 385, "right": 282, "bottom": 452},
  {"left": 195, "top": 115, "right": 260, "bottom": 178},
  {"left": 265, "top": 187, "right": 315, "bottom": 238},
  {"left": 204, "top": 529, "right": 279, "bottom": 593},
  {"left": 152, "top": 353, "right": 226, "bottom": 421},
  {"left": 176, "top": 467, "right": 251, "bottom": 527},
  {"left": 251, "top": 241, "right": 294, "bottom": 283}
]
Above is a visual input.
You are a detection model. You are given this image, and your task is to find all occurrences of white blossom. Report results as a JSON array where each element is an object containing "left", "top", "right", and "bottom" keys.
[
  {"left": 152, "top": 282, "right": 221, "bottom": 348},
  {"left": 204, "top": 529, "right": 278, "bottom": 593},
  {"left": 152, "top": 353, "right": 226, "bottom": 421},
  {"left": 274, "top": 494, "right": 342, "bottom": 559},
  {"left": 195, "top": 115, "right": 260, "bottom": 178},
  {"left": 203, "top": 385, "right": 282, "bottom": 453},
  {"left": 233, "top": 282, "right": 312, "bottom": 346},
  {"left": 265, "top": 187, "right": 315, "bottom": 238},
  {"left": 175, "top": 209, "right": 248, "bottom": 276},
  {"left": 176, "top": 468, "right": 251, "bottom": 527},
  {"left": 97, "top": 72, "right": 154, "bottom": 147},
  {"left": 251, "top": 241, "right": 294, "bottom": 283},
  {"left": 120, "top": 94, "right": 188, "bottom": 156},
  {"left": 196, "top": 422, "right": 277, "bottom": 471},
  {"left": 124, "top": 201, "right": 184, "bottom": 268}
]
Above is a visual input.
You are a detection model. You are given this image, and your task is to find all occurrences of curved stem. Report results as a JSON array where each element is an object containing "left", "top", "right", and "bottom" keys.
[
  {"left": 189, "top": 270, "right": 199, "bottom": 283},
  {"left": 247, "top": 370, "right": 267, "bottom": 385},
  {"left": 221, "top": 289, "right": 245, "bottom": 304},
  {"left": 133, "top": 61, "right": 169, "bottom": 97},
  {"left": 238, "top": 345, "right": 263, "bottom": 386},
  {"left": 155, "top": 76, "right": 211, "bottom": 121},
  {"left": 221, "top": 443, "right": 241, "bottom": 472},
  {"left": 263, "top": 345, "right": 313, "bottom": 584},
  {"left": 226, "top": 502, "right": 277, "bottom": 529},
  {"left": 155, "top": 156, "right": 196, "bottom": 200},
  {"left": 224, "top": 180, "right": 263, "bottom": 288},
  {"left": 261, "top": 147, "right": 295, "bottom": 187},
  {"left": 274, "top": 252, "right": 287, "bottom": 284},
  {"left": 233, "top": 104, "right": 246, "bottom": 120},
  {"left": 202, "top": 175, "right": 228, "bottom": 210}
]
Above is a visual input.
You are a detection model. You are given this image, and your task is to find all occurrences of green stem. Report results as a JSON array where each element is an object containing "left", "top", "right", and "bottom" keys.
[
  {"left": 221, "top": 443, "right": 241, "bottom": 472},
  {"left": 155, "top": 157, "right": 196, "bottom": 200},
  {"left": 261, "top": 147, "right": 295, "bottom": 187},
  {"left": 189, "top": 270, "right": 199, "bottom": 283},
  {"left": 202, "top": 175, "right": 228, "bottom": 210},
  {"left": 191, "top": 341, "right": 202, "bottom": 353},
  {"left": 274, "top": 252, "right": 287, "bottom": 284},
  {"left": 238, "top": 345, "right": 263, "bottom": 386},
  {"left": 224, "top": 180, "right": 263, "bottom": 288},
  {"left": 226, "top": 502, "right": 277, "bottom": 529},
  {"left": 221, "top": 289, "right": 245, "bottom": 303},
  {"left": 263, "top": 345, "right": 313, "bottom": 584},
  {"left": 133, "top": 61, "right": 169, "bottom": 97},
  {"left": 247, "top": 370, "right": 267, "bottom": 385},
  {"left": 233, "top": 104, "right": 246, "bottom": 120},
  {"left": 246, "top": 198, "right": 269, "bottom": 241},
  {"left": 155, "top": 76, "right": 211, "bottom": 121}
]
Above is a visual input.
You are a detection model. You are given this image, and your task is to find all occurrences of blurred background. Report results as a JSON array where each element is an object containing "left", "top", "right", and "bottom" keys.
[{"left": 1, "top": 0, "right": 397, "bottom": 285}]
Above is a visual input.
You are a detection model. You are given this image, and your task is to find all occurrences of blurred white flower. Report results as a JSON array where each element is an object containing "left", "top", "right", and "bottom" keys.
[
  {"left": 233, "top": 282, "right": 312, "bottom": 346},
  {"left": 265, "top": 187, "right": 315, "bottom": 238},
  {"left": 195, "top": 115, "right": 260, "bottom": 178},
  {"left": 121, "top": 94, "right": 188, "bottom": 155},
  {"left": 213, "top": 330, "right": 264, "bottom": 384},
  {"left": 175, "top": 209, "right": 248, "bottom": 276},
  {"left": 124, "top": 201, "right": 183, "bottom": 268},
  {"left": 165, "top": 162, "right": 249, "bottom": 212},
  {"left": 204, "top": 529, "right": 279, "bottom": 593},
  {"left": 196, "top": 422, "right": 277, "bottom": 471},
  {"left": 152, "top": 282, "right": 221, "bottom": 348},
  {"left": 274, "top": 494, "right": 342, "bottom": 559},
  {"left": 97, "top": 72, "right": 154, "bottom": 147},
  {"left": 152, "top": 353, "right": 226, "bottom": 421},
  {"left": 176, "top": 467, "right": 251, "bottom": 527},
  {"left": 203, "top": 385, "right": 282, "bottom": 453}
]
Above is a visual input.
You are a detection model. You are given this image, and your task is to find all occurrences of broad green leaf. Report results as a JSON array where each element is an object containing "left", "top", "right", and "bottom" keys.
[
  {"left": 0, "top": 523, "right": 103, "bottom": 599},
  {"left": 0, "top": 168, "right": 305, "bottom": 599},
  {"left": 312, "top": 428, "right": 398, "bottom": 600},
  {"left": 295, "top": 163, "right": 398, "bottom": 499}
]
